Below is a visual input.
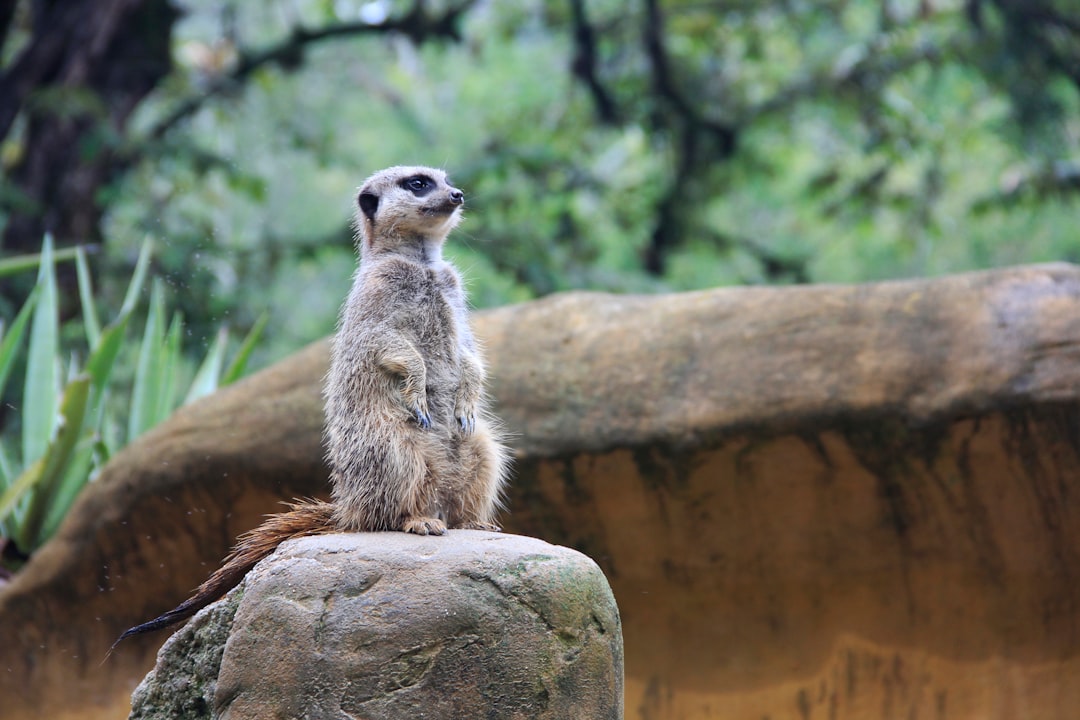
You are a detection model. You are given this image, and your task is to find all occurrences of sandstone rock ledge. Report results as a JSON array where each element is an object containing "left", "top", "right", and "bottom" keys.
[
  {"left": 3, "top": 263, "right": 1080, "bottom": 720},
  {"left": 129, "top": 532, "right": 623, "bottom": 720}
]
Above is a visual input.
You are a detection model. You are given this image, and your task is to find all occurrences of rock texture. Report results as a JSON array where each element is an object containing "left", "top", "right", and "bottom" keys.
[
  {"left": 128, "top": 587, "right": 242, "bottom": 720},
  {"left": 130, "top": 532, "right": 623, "bottom": 720},
  {"left": 2, "top": 263, "right": 1080, "bottom": 719}
]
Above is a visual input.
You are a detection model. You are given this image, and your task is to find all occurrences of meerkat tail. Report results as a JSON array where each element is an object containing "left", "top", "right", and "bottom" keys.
[{"left": 114, "top": 499, "right": 336, "bottom": 643}]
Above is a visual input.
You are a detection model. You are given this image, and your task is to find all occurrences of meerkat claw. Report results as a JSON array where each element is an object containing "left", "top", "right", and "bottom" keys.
[
  {"left": 458, "top": 414, "right": 476, "bottom": 434},
  {"left": 415, "top": 408, "right": 432, "bottom": 429},
  {"left": 403, "top": 516, "right": 448, "bottom": 535}
]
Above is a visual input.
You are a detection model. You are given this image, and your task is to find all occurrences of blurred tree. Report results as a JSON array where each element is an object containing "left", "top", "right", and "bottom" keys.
[
  {"left": 0, "top": 0, "right": 1077, "bottom": 364},
  {"left": 0, "top": 0, "right": 176, "bottom": 256},
  {"left": 0, "top": 0, "right": 472, "bottom": 315}
]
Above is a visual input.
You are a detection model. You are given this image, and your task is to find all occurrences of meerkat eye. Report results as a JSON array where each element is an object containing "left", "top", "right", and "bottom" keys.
[{"left": 400, "top": 175, "right": 437, "bottom": 197}]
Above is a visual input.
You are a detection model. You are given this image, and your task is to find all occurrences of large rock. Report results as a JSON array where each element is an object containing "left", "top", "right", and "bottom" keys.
[
  {"left": 2, "top": 263, "right": 1080, "bottom": 719},
  {"left": 130, "top": 532, "right": 623, "bottom": 720}
]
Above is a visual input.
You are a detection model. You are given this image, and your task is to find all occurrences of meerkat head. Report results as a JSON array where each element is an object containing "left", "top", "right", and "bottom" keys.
[{"left": 354, "top": 166, "right": 464, "bottom": 260}]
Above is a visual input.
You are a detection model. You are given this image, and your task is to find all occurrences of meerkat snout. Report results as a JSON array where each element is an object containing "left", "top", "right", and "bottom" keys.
[{"left": 449, "top": 189, "right": 464, "bottom": 204}]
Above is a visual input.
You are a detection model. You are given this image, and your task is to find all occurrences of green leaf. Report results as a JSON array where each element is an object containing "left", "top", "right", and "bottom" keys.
[
  {"left": 94, "top": 416, "right": 118, "bottom": 468},
  {"left": 120, "top": 238, "right": 153, "bottom": 317},
  {"left": 0, "top": 459, "right": 43, "bottom": 530},
  {"left": 39, "top": 434, "right": 96, "bottom": 542},
  {"left": 128, "top": 278, "right": 166, "bottom": 441},
  {"left": 86, "top": 313, "right": 131, "bottom": 394},
  {"left": 157, "top": 311, "right": 184, "bottom": 423},
  {"left": 75, "top": 245, "right": 101, "bottom": 348},
  {"left": 17, "top": 374, "right": 92, "bottom": 550},
  {"left": 0, "top": 440, "right": 13, "bottom": 488},
  {"left": 221, "top": 312, "right": 269, "bottom": 386},
  {"left": 185, "top": 325, "right": 228, "bottom": 405},
  {"left": 0, "top": 287, "right": 39, "bottom": 400},
  {"left": 0, "top": 245, "right": 82, "bottom": 278},
  {"left": 83, "top": 312, "right": 131, "bottom": 439},
  {"left": 23, "top": 236, "right": 59, "bottom": 465},
  {"left": 0, "top": 439, "right": 14, "bottom": 537}
]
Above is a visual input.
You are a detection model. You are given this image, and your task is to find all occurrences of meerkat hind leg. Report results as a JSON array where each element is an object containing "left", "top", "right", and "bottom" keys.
[
  {"left": 402, "top": 515, "right": 448, "bottom": 535},
  {"left": 450, "top": 432, "right": 506, "bottom": 532}
]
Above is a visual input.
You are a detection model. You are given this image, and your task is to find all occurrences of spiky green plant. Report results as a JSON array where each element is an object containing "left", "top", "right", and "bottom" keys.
[{"left": 0, "top": 237, "right": 266, "bottom": 565}]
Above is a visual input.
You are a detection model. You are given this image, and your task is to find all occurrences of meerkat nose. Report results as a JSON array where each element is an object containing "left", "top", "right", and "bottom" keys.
[{"left": 449, "top": 189, "right": 464, "bottom": 205}]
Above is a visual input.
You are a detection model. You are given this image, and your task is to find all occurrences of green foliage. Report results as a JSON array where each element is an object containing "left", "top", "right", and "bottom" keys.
[
  {"left": 88, "top": 0, "right": 1078, "bottom": 363},
  {"left": 0, "top": 0, "right": 1075, "bottom": 577},
  {"left": 0, "top": 238, "right": 266, "bottom": 562},
  {"left": 2, "top": 1, "right": 1077, "bottom": 502}
]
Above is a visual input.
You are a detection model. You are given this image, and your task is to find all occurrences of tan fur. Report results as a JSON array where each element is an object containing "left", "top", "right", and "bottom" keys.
[
  {"left": 116, "top": 166, "right": 509, "bottom": 643},
  {"left": 326, "top": 165, "right": 508, "bottom": 535}
]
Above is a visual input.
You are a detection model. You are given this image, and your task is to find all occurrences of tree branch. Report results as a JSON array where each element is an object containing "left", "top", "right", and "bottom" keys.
[
  {"left": 642, "top": 0, "right": 735, "bottom": 154},
  {"left": 568, "top": 0, "right": 619, "bottom": 125},
  {"left": 143, "top": 0, "right": 474, "bottom": 144},
  {"left": 639, "top": 0, "right": 737, "bottom": 275}
]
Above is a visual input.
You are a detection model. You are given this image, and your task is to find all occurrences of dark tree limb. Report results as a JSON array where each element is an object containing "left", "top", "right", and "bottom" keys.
[
  {"left": 0, "top": 0, "right": 475, "bottom": 262},
  {"left": 1, "top": 0, "right": 176, "bottom": 261},
  {"left": 568, "top": 0, "right": 619, "bottom": 125},
  {"left": 970, "top": 0, "right": 1080, "bottom": 92},
  {"left": 642, "top": 0, "right": 735, "bottom": 155},
  {"left": 143, "top": 0, "right": 475, "bottom": 144},
  {"left": 640, "top": 0, "right": 737, "bottom": 276}
]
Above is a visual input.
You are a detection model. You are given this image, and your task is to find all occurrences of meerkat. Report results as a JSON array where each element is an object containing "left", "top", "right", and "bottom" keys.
[{"left": 116, "top": 166, "right": 509, "bottom": 641}]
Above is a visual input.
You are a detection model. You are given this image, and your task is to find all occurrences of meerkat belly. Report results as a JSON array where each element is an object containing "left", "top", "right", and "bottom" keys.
[{"left": 407, "top": 288, "right": 468, "bottom": 426}]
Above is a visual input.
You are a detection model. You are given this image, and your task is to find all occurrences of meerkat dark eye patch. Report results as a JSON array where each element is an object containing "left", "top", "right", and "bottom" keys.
[
  {"left": 400, "top": 175, "right": 436, "bottom": 197},
  {"left": 358, "top": 191, "right": 379, "bottom": 220}
]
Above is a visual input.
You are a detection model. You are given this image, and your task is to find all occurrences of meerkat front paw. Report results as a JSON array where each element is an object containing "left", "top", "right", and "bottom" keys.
[
  {"left": 403, "top": 392, "right": 431, "bottom": 429},
  {"left": 453, "top": 393, "right": 479, "bottom": 434},
  {"left": 456, "top": 410, "right": 477, "bottom": 434},
  {"left": 402, "top": 516, "right": 447, "bottom": 535}
]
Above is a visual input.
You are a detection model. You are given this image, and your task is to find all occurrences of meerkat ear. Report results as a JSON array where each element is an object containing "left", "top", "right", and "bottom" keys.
[{"left": 358, "top": 191, "right": 379, "bottom": 221}]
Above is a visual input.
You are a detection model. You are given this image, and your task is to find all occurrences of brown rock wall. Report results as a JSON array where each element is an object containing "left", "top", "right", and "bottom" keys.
[
  {"left": 1, "top": 263, "right": 1078, "bottom": 719},
  {"left": 507, "top": 411, "right": 1079, "bottom": 717}
]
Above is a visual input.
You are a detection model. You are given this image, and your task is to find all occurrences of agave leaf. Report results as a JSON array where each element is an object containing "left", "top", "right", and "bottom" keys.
[
  {"left": 185, "top": 325, "right": 228, "bottom": 405},
  {"left": 0, "top": 440, "right": 15, "bottom": 537},
  {"left": 0, "top": 440, "right": 12, "bottom": 488},
  {"left": 120, "top": 238, "right": 153, "bottom": 317},
  {"left": 90, "top": 411, "right": 119, "bottom": 471},
  {"left": 23, "top": 236, "right": 59, "bottom": 465},
  {"left": 128, "top": 279, "right": 165, "bottom": 441},
  {"left": 221, "top": 311, "right": 269, "bottom": 386},
  {"left": 86, "top": 313, "right": 131, "bottom": 398},
  {"left": 75, "top": 246, "right": 102, "bottom": 348},
  {"left": 39, "top": 434, "right": 97, "bottom": 542},
  {"left": 0, "top": 245, "right": 81, "bottom": 278},
  {"left": 0, "top": 458, "right": 43, "bottom": 530},
  {"left": 0, "top": 287, "right": 39, "bottom": 399},
  {"left": 17, "top": 374, "right": 92, "bottom": 550},
  {"left": 92, "top": 432, "right": 112, "bottom": 472},
  {"left": 157, "top": 311, "right": 184, "bottom": 424}
]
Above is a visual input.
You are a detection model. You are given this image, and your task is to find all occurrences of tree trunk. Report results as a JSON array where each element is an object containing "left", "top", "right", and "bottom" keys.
[{"left": 0, "top": 0, "right": 177, "bottom": 255}]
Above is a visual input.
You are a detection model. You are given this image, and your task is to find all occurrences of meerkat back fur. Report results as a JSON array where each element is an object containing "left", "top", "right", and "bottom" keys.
[{"left": 114, "top": 166, "right": 509, "bottom": 644}]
